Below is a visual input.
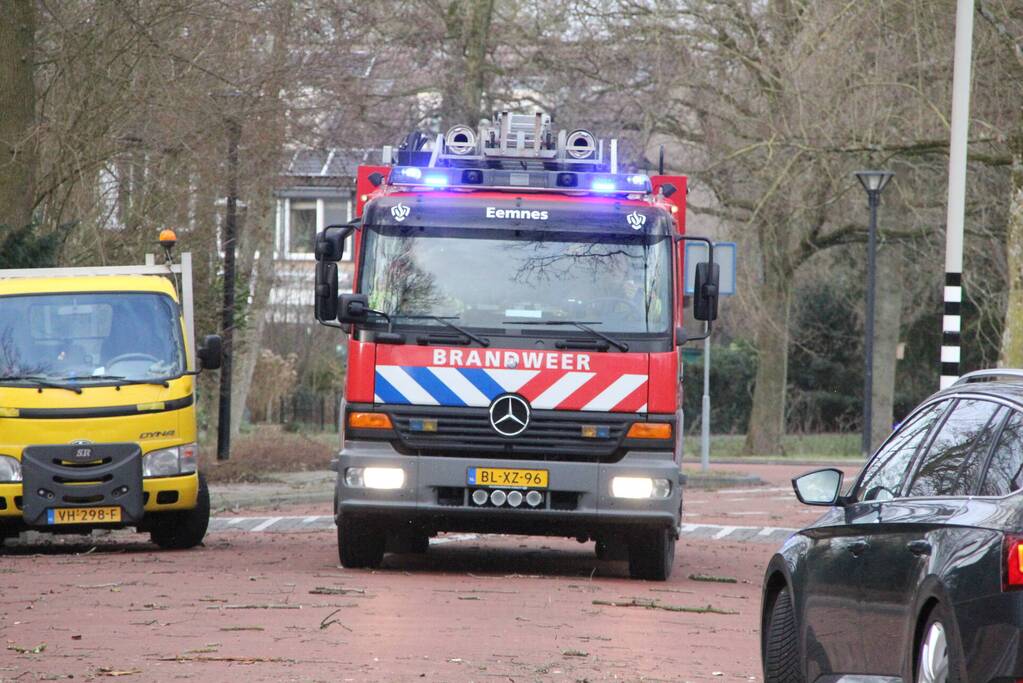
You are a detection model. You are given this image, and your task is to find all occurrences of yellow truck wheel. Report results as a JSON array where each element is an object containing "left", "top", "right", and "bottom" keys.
[{"left": 148, "top": 473, "right": 210, "bottom": 550}]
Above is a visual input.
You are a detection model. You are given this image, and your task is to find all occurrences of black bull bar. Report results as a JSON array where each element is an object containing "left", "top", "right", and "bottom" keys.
[{"left": 20, "top": 443, "right": 144, "bottom": 526}]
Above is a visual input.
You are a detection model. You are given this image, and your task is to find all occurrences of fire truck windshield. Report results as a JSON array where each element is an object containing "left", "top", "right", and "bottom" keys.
[{"left": 360, "top": 226, "right": 671, "bottom": 335}]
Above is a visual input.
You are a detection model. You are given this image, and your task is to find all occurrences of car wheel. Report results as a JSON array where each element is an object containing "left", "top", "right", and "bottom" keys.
[
  {"left": 916, "top": 608, "right": 961, "bottom": 683},
  {"left": 337, "top": 516, "right": 385, "bottom": 569},
  {"left": 149, "top": 473, "right": 210, "bottom": 550},
  {"left": 627, "top": 526, "right": 675, "bottom": 581},
  {"left": 764, "top": 587, "right": 805, "bottom": 683}
]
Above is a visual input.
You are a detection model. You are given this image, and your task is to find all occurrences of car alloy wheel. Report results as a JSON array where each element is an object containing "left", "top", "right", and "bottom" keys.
[{"left": 917, "top": 620, "right": 949, "bottom": 683}]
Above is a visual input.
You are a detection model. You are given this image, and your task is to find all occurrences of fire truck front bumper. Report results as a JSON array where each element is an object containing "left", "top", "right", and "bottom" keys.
[{"left": 330, "top": 442, "right": 683, "bottom": 537}]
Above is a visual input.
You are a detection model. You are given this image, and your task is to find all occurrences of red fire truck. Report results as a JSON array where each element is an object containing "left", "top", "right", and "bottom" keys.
[{"left": 315, "top": 113, "right": 718, "bottom": 580}]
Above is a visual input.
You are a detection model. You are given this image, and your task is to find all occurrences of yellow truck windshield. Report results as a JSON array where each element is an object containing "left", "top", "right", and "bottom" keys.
[{"left": 0, "top": 291, "right": 186, "bottom": 385}]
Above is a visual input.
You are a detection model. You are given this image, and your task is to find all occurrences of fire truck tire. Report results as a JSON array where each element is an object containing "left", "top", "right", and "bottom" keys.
[
  {"left": 149, "top": 473, "right": 210, "bottom": 550},
  {"left": 408, "top": 532, "right": 430, "bottom": 554},
  {"left": 337, "top": 517, "right": 385, "bottom": 568},
  {"left": 627, "top": 526, "right": 675, "bottom": 581}
]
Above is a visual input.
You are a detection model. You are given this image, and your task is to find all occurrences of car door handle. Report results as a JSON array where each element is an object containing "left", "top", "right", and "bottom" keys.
[
  {"left": 848, "top": 540, "right": 869, "bottom": 556},
  {"left": 907, "top": 540, "right": 932, "bottom": 556}
]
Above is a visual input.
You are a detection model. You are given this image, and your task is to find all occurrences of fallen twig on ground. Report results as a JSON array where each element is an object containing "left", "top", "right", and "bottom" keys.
[
  {"left": 308, "top": 586, "right": 365, "bottom": 595},
  {"left": 207, "top": 604, "right": 301, "bottom": 610},
  {"left": 592, "top": 598, "right": 738, "bottom": 615},
  {"left": 688, "top": 574, "right": 738, "bottom": 584},
  {"left": 319, "top": 608, "right": 353, "bottom": 631}
]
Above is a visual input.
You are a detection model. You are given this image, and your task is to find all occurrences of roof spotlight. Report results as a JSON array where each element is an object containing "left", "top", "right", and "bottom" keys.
[
  {"left": 445, "top": 125, "right": 477, "bottom": 155},
  {"left": 566, "top": 129, "right": 596, "bottom": 159}
]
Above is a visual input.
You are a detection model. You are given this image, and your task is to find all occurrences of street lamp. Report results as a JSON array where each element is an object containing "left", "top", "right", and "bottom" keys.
[{"left": 854, "top": 170, "right": 894, "bottom": 458}]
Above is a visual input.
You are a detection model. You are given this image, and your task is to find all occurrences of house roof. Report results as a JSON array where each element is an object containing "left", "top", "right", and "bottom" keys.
[{"left": 283, "top": 148, "right": 377, "bottom": 178}]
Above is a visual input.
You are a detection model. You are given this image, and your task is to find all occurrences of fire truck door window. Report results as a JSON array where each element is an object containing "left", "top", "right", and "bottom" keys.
[{"left": 360, "top": 226, "right": 671, "bottom": 334}]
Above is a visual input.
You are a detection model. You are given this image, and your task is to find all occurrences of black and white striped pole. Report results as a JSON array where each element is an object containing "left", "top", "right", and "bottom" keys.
[
  {"left": 855, "top": 170, "right": 894, "bottom": 458},
  {"left": 941, "top": 0, "right": 975, "bottom": 389}
]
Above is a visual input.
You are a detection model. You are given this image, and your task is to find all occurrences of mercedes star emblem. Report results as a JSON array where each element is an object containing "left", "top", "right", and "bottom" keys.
[{"left": 489, "top": 394, "right": 530, "bottom": 437}]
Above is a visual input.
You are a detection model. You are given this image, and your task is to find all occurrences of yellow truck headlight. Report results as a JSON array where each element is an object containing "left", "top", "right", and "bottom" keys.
[
  {"left": 143, "top": 443, "right": 198, "bottom": 478},
  {"left": 0, "top": 455, "right": 21, "bottom": 482}
]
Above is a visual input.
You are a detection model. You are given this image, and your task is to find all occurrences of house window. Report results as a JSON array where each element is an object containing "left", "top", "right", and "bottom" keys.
[
  {"left": 324, "top": 199, "right": 354, "bottom": 261},
  {"left": 289, "top": 201, "right": 317, "bottom": 254}
]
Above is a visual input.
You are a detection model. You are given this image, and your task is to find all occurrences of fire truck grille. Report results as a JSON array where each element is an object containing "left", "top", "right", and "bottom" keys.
[{"left": 386, "top": 406, "right": 631, "bottom": 462}]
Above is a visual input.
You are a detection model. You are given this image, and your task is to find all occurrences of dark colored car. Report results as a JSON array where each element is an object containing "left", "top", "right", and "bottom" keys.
[{"left": 761, "top": 370, "right": 1023, "bottom": 683}]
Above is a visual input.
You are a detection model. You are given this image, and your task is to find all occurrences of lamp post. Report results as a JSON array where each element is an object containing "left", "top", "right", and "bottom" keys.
[{"left": 854, "top": 170, "right": 894, "bottom": 458}]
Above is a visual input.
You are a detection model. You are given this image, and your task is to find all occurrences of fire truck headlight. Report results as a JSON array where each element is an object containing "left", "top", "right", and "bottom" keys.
[
  {"left": 346, "top": 467, "right": 406, "bottom": 490},
  {"left": 611, "top": 476, "right": 671, "bottom": 499},
  {"left": 0, "top": 455, "right": 22, "bottom": 482}
]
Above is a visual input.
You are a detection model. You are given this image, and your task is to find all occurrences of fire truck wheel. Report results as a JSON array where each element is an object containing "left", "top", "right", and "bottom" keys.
[
  {"left": 337, "top": 516, "right": 385, "bottom": 568},
  {"left": 627, "top": 526, "right": 675, "bottom": 581},
  {"left": 149, "top": 473, "right": 210, "bottom": 550},
  {"left": 595, "top": 537, "right": 627, "bottom": 561},
  {"left": 408, "top": 532, "right": 430, "bottom": 554}
]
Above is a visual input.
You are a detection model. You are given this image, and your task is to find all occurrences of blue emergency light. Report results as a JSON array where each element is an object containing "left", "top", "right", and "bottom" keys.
[
  {"left": 389, "top": 165, "right": 652, "bottom": 196},
  {"left": 384, "top": 113, "right": 654, "bottom": 196}
]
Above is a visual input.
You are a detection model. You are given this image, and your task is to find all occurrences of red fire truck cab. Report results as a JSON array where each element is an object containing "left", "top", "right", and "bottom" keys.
[{"left": 315, "top": 113, "right": 719, "bottom": 580}]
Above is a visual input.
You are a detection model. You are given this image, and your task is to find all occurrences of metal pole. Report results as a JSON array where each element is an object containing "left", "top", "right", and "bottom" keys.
[
  {"left": 941, "top": 0, "right": 975, "bottom": 389},
  {"left": 862, "top": 193, "right": 879, "bottom": 457},
  {"left": 217, "top": 117, "right": 240, "bottom": 461},
  {"left": 700, "top": 335, "right": 711, "bottom": 472}
]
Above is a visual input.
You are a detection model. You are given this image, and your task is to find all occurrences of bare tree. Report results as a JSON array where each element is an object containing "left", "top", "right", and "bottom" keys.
[{"left": 0, "top": 0, "right": 36, "bottom": 233}]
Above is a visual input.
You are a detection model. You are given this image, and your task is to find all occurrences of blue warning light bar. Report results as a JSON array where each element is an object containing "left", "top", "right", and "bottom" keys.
[{"left": 388, "top": 166, "right": 652, "bottom": 196}]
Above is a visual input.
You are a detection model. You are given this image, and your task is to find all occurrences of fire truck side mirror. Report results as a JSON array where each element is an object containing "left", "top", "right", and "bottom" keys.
[
  {"left": 693, "top": 261, "right": 720, "bottom": 322},
  {"left": 338, "top": 293, "right": 371, "bottom": 324},
  {"left": 315, "top": 261, "right": 340, "bottom": 322},
  {"left": 315, "top": 225, "right": 353, "bottom": 262}
]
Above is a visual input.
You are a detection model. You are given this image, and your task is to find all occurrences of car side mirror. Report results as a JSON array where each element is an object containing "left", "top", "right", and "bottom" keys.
[
  {"left": 693, "top": 261, "right": 719, "bottom": 322},
  {"left": 197, "top": 334, "right": 223, "bottom": 370},
  {"left": 314, "top": 225, "right": 354, "bottom": 262},
  {"left": 338, "top": 293, "right": 371, "bottom": 324},
  {"left": 315, "top": 261, "right": 339, "bottom": 322},
  {"left": 792, "top": 468, "right": 844, "bottom": 506}
]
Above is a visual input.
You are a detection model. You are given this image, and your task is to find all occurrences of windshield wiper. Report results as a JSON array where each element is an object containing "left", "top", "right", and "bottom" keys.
[
  {"left": 505, "top": 320, "right": 629, "bottom": 352},
  {"left": 393, "top": 314, "right": 490, "bottom": 347},
  {"left": 0, "top": 375, "right": 83, "bottom": 394},
  {"left": 62, "top": 374, "right": 171, "bottom": 388}
]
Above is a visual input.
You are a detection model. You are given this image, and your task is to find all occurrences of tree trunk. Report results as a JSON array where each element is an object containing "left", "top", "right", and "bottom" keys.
[
  {"left": 441, "top": 0, "right": 494, "bottom": 127},
  {"left": 460, "top": 0, "right": 494, "bottom": 124},
  {"left": 744, "top": 262, "right": 792, "bottom": 455},
  {"left": 1001, "top": 116, "right": 1023, "bottom": 366},
  {"left": 0, "top": 0, "right": 36, "bottom": 231},
  {"left": 229, "top": 201, "right": 275, "bottom": 440},
  {"left": 871, "top": 243, "right": 904, "bottom": 449}
]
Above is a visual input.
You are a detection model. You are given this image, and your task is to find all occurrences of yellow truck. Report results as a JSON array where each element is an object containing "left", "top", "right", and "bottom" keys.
[{"left": 0, "top": 241, "right": 221, "bottom": 549}]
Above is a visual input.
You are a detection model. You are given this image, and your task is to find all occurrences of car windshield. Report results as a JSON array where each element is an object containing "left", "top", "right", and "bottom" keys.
[
  {"left": 0, "top": 291, "right": 186, "bottom": 384},
  {"left": 360, "top": 226, "right": 672, "bottom": 334}
]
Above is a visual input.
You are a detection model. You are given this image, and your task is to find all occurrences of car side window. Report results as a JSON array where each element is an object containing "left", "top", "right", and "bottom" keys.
[
  {"left": 906, "top": 400, "right": 1002, "bottom": 497},
  {"left": 857, "top": 400, "right": 949, "bottom": 502},
  {"left": 979, "top": 410, "right": 1023, "bottom": 496}
]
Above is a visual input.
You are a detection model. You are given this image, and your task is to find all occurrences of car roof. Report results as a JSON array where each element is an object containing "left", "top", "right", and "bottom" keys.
[{"left": 930, "top": 373, "right": 1023, "bottom": 410}]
